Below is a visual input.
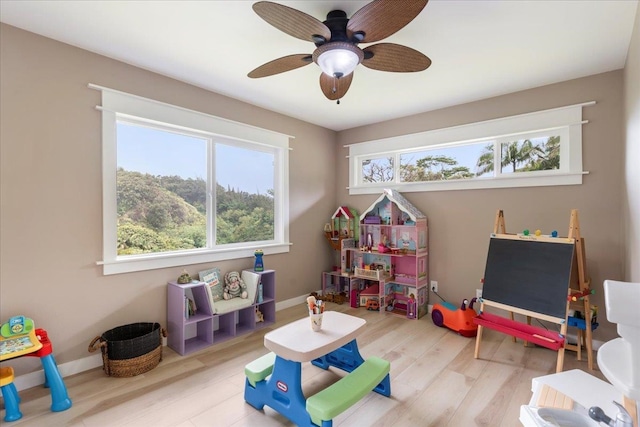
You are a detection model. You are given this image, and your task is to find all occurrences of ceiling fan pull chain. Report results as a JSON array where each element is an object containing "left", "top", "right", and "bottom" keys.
[{"left": 332, "top": 76, "right": 341, "bottom": 104}]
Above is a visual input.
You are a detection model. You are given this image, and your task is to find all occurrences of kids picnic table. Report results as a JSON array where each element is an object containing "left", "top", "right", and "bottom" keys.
[{"left": 244, "top": 311, "right": 390, "bottom": 427}]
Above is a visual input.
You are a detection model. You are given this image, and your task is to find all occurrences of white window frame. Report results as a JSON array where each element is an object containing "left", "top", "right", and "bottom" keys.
[
  {"left": 91, "top": 84, "right": 292, "bottom": 275},
  {"left": 347, "top": 102, "right": 592, "bottom": 195}
]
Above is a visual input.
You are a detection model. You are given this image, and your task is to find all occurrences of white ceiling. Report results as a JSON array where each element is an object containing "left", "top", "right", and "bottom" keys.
[{"left": 1, "top": 0, "right": 637, "bottom": 131}]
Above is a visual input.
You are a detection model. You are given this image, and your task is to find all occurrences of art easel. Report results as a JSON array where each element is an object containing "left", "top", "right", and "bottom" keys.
[{"left": 474, "top": 209, "right": 593, "bottom": 372}]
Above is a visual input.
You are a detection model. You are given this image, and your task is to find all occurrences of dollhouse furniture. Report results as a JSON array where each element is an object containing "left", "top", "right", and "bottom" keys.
[
  {"left": 167, "top": 270, "right": 275, "bottom": 355},
  {"left": 343, "top": 189, "right": 429, "bottom": 319},
  {"left": 244, "top": 311, "right": 391, "bottom": 427},
  {"left": 0, "top": 366, "right": 21, "bottom": 422}
]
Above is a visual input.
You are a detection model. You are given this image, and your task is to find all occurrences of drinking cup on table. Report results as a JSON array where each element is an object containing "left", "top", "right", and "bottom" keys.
[{"left": 310, "top": 312, "right": 323, "bottom": 332}]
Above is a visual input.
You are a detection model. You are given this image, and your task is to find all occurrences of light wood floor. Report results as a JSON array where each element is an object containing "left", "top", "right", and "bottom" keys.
[{"left": 5, "top": 303, "right": 604, "bottom": 427}]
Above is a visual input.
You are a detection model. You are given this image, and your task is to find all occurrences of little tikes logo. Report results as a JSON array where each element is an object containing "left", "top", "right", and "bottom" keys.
[{"left": 276, "top": 381, "right": 288, "bottom": 392}]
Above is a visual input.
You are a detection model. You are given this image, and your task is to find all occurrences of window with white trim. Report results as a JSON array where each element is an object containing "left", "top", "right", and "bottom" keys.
[
  {"left": 92, "top": 85, "right": 291, "bottom": 275},
  {"left": 348, "top": 103, "right": 591, "bottom": 195}
]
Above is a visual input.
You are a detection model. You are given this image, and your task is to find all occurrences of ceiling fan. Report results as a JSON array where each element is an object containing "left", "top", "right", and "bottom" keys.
[{"left": 248, "top": 0, "right": 432, "bottom": 103}]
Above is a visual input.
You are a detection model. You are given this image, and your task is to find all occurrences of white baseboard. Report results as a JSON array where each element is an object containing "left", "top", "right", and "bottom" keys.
[
  {"left": 275, "top": 294, "right": 308, "bottom": 311},
  {"left": 15, "top": 294, "right": 308, "bottom": 391},
  {"left": 14, "top": 354, "right": 103, "bottom": 392}
]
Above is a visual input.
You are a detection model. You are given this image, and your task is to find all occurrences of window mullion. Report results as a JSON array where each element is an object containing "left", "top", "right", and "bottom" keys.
[
  {"left": 208, "top": 139, "right": 216, "bottom": 249},
  {"left": 494, "top": 139, "right": 502, "bottom": 177}
]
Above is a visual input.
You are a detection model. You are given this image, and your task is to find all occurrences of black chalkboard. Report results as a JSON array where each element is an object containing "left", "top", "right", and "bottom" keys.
[{"left": 482, "top": 237, "right": 575, "bottom": 319}]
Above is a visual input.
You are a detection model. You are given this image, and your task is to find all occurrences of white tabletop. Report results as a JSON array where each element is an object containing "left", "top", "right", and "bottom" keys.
[{"left": 264, "top": 311, "right": 366, "bottom": 363}]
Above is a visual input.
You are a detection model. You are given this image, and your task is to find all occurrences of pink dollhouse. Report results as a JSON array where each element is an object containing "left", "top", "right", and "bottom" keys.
[{"left": 345, "top": 189, "right": 429, "bottom": 319}]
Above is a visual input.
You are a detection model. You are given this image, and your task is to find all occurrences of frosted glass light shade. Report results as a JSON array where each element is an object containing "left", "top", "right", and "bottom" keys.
[{"left": 313, "top": 42, "right": 363, "bottom": 78}]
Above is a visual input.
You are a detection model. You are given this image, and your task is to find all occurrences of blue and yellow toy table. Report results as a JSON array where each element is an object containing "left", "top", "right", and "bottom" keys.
[{"left": 0, "top": 316, "right": 72, "bottom": 413}]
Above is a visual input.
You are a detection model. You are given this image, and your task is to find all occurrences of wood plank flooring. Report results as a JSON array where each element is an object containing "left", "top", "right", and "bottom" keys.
[{"left": 4, "top": 303, "right": 605, "bottom": 427}]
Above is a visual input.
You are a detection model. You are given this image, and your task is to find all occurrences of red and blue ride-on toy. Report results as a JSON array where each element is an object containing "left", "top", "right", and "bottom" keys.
[{"left": 431, "top": 295, "right": 479, "bottom": 337}]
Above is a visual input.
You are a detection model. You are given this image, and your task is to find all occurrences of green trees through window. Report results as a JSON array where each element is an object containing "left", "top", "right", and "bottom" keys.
[
  {"left": 361, "top": 135, "right": 560, "bottom": 184},
  {"left": 116, "top": 169, "right": 274, "bottom": 255},
  {"left": 115, "top": 120, "right": 275, "bottom": 257}
]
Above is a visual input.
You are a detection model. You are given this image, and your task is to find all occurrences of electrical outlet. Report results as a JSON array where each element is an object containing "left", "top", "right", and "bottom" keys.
[
  {"left": 430, "top": 280, "right": 438, "bottom": 293},
  {"left": 476, "top": 288, "right": 483, "bottom": 299}
]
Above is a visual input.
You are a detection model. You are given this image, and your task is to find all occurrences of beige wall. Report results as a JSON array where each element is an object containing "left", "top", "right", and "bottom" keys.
[
  {"left": 0, "top": 24, "right": 337, "bottom": 374},
  {"left": 624, "top": 3, "right": 640, "bottom": 282},
  {"left": 337, "top": 71, "right": 626, "bottom": 343},
  {"left": 1, "top": 17, "right": 635, "bottom": 377}
]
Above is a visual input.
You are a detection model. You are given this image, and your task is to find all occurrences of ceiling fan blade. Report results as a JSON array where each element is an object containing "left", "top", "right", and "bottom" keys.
[
  {"left": 253, "top": 1, "right": 331, "bottom": 43},
  {"left": 347, "top": 0, "right": 428, "bottom": 43},
  {"left": 319, "top": 72, "right": 354, "bottom": 100},
  {"left": 362, "top": 43, "right": 431, "bottom": 72},
  {"left": 248, "top": 54, "right": 313, "bottom": 78}
]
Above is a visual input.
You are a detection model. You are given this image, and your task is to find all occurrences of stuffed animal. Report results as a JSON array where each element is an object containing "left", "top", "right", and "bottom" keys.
[
  {"left": 255, "top": 308, "right": 264, "bottom": 323},
  {"left": 223, "top": 271, "right": 248, "bottom": 300}
]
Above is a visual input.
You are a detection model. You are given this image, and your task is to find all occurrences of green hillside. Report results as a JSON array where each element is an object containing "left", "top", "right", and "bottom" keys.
[{"left": 116, "top": 169, "right": 273, "bottom": 255}]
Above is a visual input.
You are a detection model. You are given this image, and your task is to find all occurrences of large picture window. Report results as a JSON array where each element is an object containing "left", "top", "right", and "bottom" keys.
[
  {"left": 347, "top": 103, "right": 591, "bottom": 194},
  {"left": 93, "top": 85, "right": 291, "bottom": 275}
]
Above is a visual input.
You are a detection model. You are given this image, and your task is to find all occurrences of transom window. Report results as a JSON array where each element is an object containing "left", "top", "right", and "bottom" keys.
[
  {"left": 93, "top": 85, "right": 291, "bottom": 275},
  {"left": 348, "top": 103, "right": 591, "bottom": 194}
]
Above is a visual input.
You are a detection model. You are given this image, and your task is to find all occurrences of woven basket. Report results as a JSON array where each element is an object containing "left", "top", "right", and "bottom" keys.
[{"left": 89, "top": 322, "right": 167, "bottom": 377}]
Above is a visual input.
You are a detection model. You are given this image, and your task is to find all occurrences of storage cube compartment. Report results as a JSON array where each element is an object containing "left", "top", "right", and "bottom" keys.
[{"left": 237, "top": 306, "right": 255, "bottom": 335}]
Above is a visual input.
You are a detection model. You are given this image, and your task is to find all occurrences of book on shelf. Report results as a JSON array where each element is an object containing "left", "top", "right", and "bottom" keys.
[
  {"left": 184, "top": 296, "right": 197, "bottom": 319},
  {"left": 199, "top": 267, "right": 223, "bottom": 313}
]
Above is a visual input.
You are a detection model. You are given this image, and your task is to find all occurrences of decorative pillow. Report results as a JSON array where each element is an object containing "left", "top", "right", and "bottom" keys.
[{"left": 199, "top": 268, "right": 224, "bottom": 303}]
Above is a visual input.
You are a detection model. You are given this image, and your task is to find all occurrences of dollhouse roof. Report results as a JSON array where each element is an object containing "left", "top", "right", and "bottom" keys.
[
  {"left": 332, "top": 206, "right": 356, "bottom": 219},
  {"left": 361, "top": 189, "right": 426, "bottom": 222}
]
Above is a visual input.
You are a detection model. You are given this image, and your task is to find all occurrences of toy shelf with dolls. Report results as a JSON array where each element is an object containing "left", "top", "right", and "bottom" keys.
[
  {"left": 339, "top": 189, "right": 430, "bottom": 320},
  {"left": 167, "top": 269, "right": 275, "bottom": 355}
]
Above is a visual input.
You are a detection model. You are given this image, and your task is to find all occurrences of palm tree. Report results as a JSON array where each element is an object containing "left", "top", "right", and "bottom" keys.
[
  {"left": 475, "top": 143, "right": 495, "bottom": 176},
  {"left": 529, "top": 136, "right": 560, "bottom": 171},
  {"left": 501, "top": 139, "right": 539, "bottom": 172}
]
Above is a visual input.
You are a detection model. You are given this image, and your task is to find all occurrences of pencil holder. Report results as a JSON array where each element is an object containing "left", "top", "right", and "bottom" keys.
[{"left": 310, "top": 312, "right": 323, "bottom": 332}]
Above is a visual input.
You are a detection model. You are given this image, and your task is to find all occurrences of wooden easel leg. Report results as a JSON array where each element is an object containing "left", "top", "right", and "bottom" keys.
[
  {"left": 568, "top": 211, "right": 593, "bottom": 371},
  {"left": 581, "top": 293, "right": 594, "bottom": 370},
  {"left": 524, "top": 315, "right": 532, "bottom": 347},
  {"left": 474, "top": 324, "right": 484, "bottom": 359},
  {"left": 493, "top": 209, "right": 506, "bottom": 234},
  {"left": 623, "top": 395, "right": 638, "bottom": 427},
  {"left": 576, "top": 329, "right": 582, "bottom": 361},
  {"left": 556, "top": 323, "right": 568, "bottom": 373},
  {"left": 555, "top": 348, "right": 565, "bottom": 373}
]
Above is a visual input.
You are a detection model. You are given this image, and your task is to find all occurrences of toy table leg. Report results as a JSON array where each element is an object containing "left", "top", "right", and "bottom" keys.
[
  {"left": 311, "top": 339, "right": 391, "bottom": 397},
  {"left": 40, "top": 354, "right": 72, "bottom": 412},
  {"left": 244, "top": 356, "right": 313, "bottom": 427},
  {"left": 1, "top": 382, "right": 22, "bottom": 422}
]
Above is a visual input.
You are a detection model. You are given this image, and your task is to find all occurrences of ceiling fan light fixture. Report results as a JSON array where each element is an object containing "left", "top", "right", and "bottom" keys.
[{"left": 313, "top": 42, "right": 363, "bottom": 78}]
